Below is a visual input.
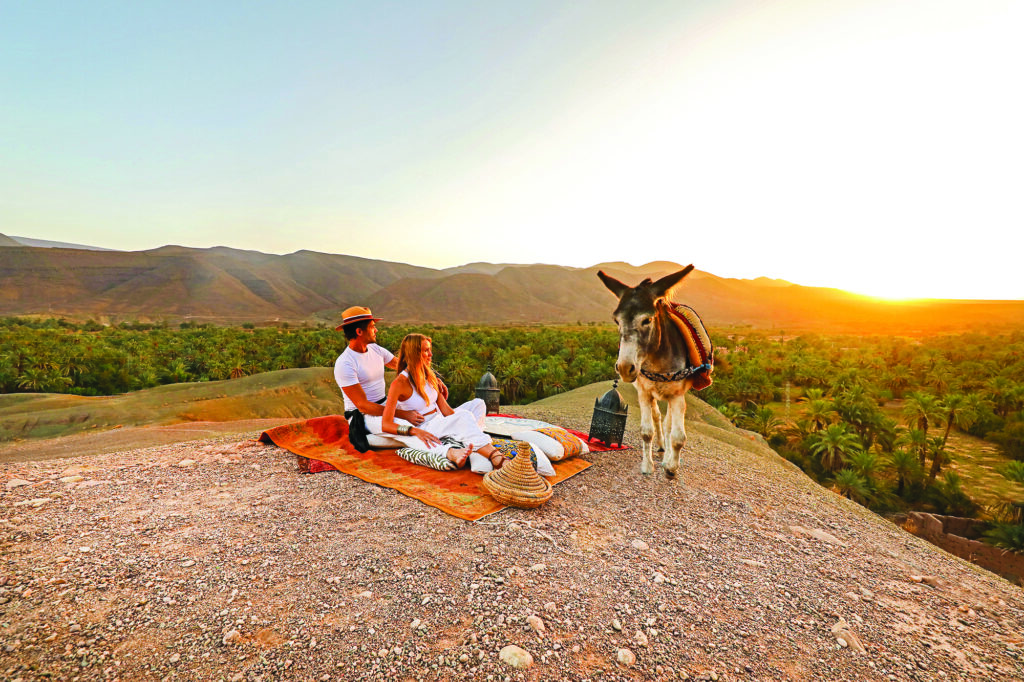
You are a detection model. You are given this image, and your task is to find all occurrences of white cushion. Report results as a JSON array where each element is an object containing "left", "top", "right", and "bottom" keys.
[
  {"left": 367, "top": 433, "right": 405, "bottom": 449},
  {"left": 482, "top": 416, "right": 555, "bottom": 438},
  {"left": 510, "top": 428, "right": 589, "bottom": 461}
]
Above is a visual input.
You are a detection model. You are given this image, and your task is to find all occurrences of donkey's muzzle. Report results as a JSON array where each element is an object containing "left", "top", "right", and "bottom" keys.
[{"left": 615, "top": 360, "right": 638, "bottom": 383}]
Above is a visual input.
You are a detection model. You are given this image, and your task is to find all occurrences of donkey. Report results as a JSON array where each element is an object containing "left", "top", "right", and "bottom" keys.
[{"left": 598, "top": 265, "right": 705, "bottom": 479}]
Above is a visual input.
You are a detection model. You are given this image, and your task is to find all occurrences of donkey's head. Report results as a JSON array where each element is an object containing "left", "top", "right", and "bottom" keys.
[{"left": 598, "top": 265, "right": 694, "bottom": 382}]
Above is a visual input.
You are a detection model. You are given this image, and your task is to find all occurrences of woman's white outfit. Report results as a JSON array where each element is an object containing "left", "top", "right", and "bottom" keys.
[{"left": 363, "top": 372, "right": 490, "bottom": 458}]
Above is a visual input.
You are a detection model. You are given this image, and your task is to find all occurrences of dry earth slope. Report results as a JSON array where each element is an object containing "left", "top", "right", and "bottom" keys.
[{"left": 2, "top": 388, "right": 1024, "bottom": 681}]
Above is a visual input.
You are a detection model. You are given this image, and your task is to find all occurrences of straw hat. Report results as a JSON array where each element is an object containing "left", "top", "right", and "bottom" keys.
[
  {"left": 334, "top": 306, "right": 381, "bottom": 331},
  {"left": 483, "top": 442, "right": 552, "bottom": 508}
]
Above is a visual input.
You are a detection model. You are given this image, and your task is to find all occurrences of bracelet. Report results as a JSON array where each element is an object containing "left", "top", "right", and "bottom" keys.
[{"left": 397, "top": 425, "right": 412, "bottom": 436}]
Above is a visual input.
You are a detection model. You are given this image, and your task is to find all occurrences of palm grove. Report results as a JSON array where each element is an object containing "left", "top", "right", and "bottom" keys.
[{"left": 4, "top": 317, "right": 1024, "bottom": 549}]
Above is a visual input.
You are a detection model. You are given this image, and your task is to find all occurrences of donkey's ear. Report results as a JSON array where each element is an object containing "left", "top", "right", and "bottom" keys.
[
  {"left": 597, "top": 270, "right": 629, "bottom": 298},
  {"left": 651, "top": 265, "right": 695, "bottom": 298}
]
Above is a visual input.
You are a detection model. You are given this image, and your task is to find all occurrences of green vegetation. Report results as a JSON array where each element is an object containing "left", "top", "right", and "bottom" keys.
[
  {"left": 0, "top": 317, "right": 620, "bottom": 407},
  {"left": 6, "top": 316, "right": 1024, "bottom": 552},
  {"left": 706, "top": 330, "right": 1024, "bottom": 545}
]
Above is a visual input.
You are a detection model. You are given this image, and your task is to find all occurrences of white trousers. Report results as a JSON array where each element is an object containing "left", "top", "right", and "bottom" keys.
[{"left": 364, "top": 398, "right": 489, "bottom": 457}]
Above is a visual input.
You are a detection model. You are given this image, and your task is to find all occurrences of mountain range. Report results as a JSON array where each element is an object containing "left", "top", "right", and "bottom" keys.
[{"left": 2, "top": 234, "right": 1023, "bottom": 333}]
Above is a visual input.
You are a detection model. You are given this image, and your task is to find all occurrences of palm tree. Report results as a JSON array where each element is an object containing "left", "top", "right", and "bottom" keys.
[
  {"left": 742, "top": 406, "right": 783, "bottom": 440},
  {"left": 846, "top": 450, "right": 881, "bottom": 483},
  {"left": 884, "top": 366, "right": 912, "bottom": 399},
  {"left": 809, "top": 423, "right": 862, "bottom": 472},
  {"left": 500, "top": 359, "right": 525, "bottom": 404},
  {"left": 938, "top": 393, "right": 974, "bottom": 448},
  {"left": 1000, "top": 461, "right": 1024, "bottom": 485},
  {"left": 886, "top": 447, "right": 922, "bottom": 497},
  {"left": 902, "top": 392, "right": 941, "bottom": 465},
  {"left": 798, "top": 387, "right": 827, "bottom": 404},
  {"left": 832, "top": 469, "right": 871, "bottom": 504},
  {"left": 16, "top": 367, "right": 48, "bottom": 392},
  {"left": 438, "top": 354, "right": 476, "bottom": 402},
  {"left": 803, "top": 399, "right": 836, "bottom": 432},
  {"left": 926, "top": 436, "right": 950, "bottom": 483}
]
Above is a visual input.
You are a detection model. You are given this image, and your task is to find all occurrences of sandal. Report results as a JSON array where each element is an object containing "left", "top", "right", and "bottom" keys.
[{"left": 489, "top": 452, "right": 508, "bottom": 469}]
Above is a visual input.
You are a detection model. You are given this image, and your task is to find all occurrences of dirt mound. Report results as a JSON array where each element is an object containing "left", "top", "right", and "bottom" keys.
[{"left": 2, "top": 402, "right": 1023, "bottom": 680}]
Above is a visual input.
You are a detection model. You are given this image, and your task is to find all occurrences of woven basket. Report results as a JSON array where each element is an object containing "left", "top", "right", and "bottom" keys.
[{"left": 483, "top": 441, "right": 552, "bottom": 508}]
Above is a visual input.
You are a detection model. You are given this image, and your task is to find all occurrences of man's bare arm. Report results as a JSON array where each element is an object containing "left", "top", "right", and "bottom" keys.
[
  {"left": 342, "top": 378, "right": 424, "bottom": 425},
  {"left": 341, "top": 384, "right": 386, "bottom": 417}
]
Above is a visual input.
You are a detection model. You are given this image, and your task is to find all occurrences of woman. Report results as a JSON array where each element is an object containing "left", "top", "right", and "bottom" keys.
[{"left": 381, "top": 334, "right": 507, "bottom": 470}]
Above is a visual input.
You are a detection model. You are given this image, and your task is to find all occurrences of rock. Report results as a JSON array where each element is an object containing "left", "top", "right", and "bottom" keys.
[
  {"left": 499, "top": 644, "right": 534, "bottom": 669},
  {"left": 790, "top": 525, "right": 845, "bottom": 547},
  {"left": 182, "top": 560, "right": 195, "bottom": 568},
  {"left": 527, "top": 615, "right": 545, "bottom": 632},
  {"left": 631, "top": 539, "right": 650, "bottom": 551},
  {"left": 530, "top": 563, "right": 546, "bottom": 573},
  {"left": 634, "top": 630, "right": 649, "bottom": 647},
  {"left": 830, "top": 618, "right": 866, "bottom": 653},
  {"left": 410, "top": 619, "right": 421, "bottom": 630},
  {"left": 544, "top": 601, "right": 556, "bottom": 612},
  {"left": 223, "top": 629, "right": 243, "bottom": 645},
  {"left": 6, "top": 479, "right": 32, "bottom": 490},
  {"left": 177, "top": 459, "right": 197, "bottom": 468},
  {"left": 169, "top": 653, "right": 181, "bottom": 663},
  {"left": 357, "top": 590, "right": 373, "bottom": 599},
  {"left": 612, "top": 619, "right": 623, "bottom": 631},
  {"left": 14, "top": 498, "right": 51, "bottom": 508},
  {"left": 616, "top": 648, "right": 636, "bottom": 666},
  {"left": 60, "top": 475, "right": 85, "bottom": 484},
  {"left": 740, "top": 559, "right": 766, "bottom": 568},
  {"left": 654, "top": 572, "right": 666, "bottom": 584}
]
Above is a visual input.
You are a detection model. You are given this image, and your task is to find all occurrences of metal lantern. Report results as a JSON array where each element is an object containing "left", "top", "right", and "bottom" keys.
[
  {"left": 588, "top": 379, "right": 628, "bottom": 447},
  {"left": 475, "top": 367, "right": 500, "bottom": 415}
]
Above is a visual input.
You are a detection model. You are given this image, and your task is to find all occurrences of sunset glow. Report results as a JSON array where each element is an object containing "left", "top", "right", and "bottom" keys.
[{"left": 1, "top": 1, "right": 1021, "bottom": 300}]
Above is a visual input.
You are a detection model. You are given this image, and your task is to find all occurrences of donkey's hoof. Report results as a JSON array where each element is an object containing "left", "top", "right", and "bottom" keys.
[{"left": 661, "top": 464, "right": 678, "bottom": 479}]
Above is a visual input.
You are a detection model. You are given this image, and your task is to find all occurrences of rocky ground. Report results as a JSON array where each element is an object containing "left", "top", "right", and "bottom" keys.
[{"left": 2, "top": 408, "right": 1024, "bottom": 682}]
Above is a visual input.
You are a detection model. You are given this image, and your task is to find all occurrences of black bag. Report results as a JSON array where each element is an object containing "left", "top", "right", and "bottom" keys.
[{"left": 345, "top": 398, "right": 386, "bottom": 453}]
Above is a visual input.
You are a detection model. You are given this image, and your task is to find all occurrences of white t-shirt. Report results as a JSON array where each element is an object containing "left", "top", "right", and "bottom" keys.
[{"left": 334, "top": 344, "right": 395, "bottom": 412}]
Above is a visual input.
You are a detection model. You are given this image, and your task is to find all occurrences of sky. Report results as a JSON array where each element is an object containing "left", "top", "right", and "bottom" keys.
[{"left": 2, "top": 1, "right": 1021, "bottom": 300}]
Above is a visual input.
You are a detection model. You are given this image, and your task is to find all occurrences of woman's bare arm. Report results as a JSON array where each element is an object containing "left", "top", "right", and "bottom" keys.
[
  {"left": 383, "top": 375, "right": 441, "bottom": 447},
  {"left": 436, "top": 391, "right": 455, "bottom": 417}
]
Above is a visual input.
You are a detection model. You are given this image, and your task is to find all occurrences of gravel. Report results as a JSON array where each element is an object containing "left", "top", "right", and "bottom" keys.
[{"left": 2, "top": 410, "right": 1024, "bottom": 681}]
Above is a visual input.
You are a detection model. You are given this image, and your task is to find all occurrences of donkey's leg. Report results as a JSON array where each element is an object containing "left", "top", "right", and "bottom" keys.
[
  {"left": 661, "top": 407, "right": 672, "bottom": 461},
  {"left": 661, "top": 394, "right": 688, "bottom": 479},
  {"left": 651, "top": 397, "right": 665, "bottom": 454},
  {"left": 637, "top": 388, "right": 658, "bottom": 475}
]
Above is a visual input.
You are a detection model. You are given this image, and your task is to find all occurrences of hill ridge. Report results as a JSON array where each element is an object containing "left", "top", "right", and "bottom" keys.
[{"left": 2, "top": 243, "right": 1023, "bottom": 332}]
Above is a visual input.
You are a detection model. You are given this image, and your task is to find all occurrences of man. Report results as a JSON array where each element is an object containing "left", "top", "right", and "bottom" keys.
[
  {"left": 333, "top": 306, "right": 423, "bottom": 451},
  {"left": 334, "top": 305, "right": 485, "bottom": 453}
]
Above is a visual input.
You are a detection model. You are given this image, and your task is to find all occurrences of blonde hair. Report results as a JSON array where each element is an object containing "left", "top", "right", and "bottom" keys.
[{"left": 396, "top": 334, "right": 438, "bottom": 401}]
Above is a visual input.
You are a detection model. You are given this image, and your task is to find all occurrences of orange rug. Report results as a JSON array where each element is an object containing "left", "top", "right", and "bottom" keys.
[{"left": 258, "top": 415, "right": 593, "bottom": 521}]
